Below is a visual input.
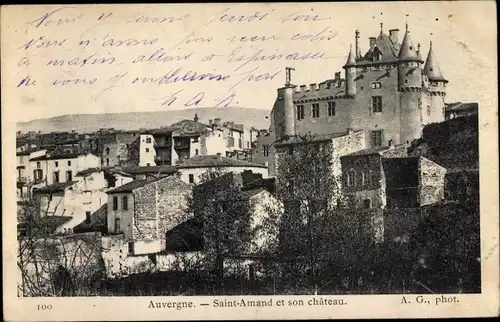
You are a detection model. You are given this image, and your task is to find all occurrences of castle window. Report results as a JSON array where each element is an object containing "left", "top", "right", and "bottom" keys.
[
  {"left": 296, "top": 105, "right": 304, "bottom": 120},
  {"left": 328, "top": 102, "right": 336, "bottom": 116},
  {"left": 146, "top": 137, "right": 152, "bottom": 143},
  {"left": 371, "top": 96, "right": 382, "bottom": 113},
  {"left": 311, "top": 103, "right": 320, "bottom": 118},
  {"left": 404, "top": 79, "right": 409, "bottom": 84},
  {"left": 67, "top": 160, "right": 71, "bottom": 166},
  {"left": 263, "top": 145, "right": 269, "bottom": 157},
  {"left": 427, "top": 106, "right": 431, "bottom": 116},
  {"left": 370, "top": 82, "right": 382, "bottom": 89},
  {"left": 55, "top": 161, "right": 58, "bottom": 167},
  {"left": 370, "top": 130, "right": 384, "bottom": 147},
  {"left": 347, "top": 169, "right": 356, "bottom": 187},
  {"left": 112, "top": 196, "right": 118, "bottom": 211},
  {"left": 145, "top": 148, "right": 150, "bottom": 152},
  {"left": 122, "top": 196, "right": 128, "bottom": 211}
]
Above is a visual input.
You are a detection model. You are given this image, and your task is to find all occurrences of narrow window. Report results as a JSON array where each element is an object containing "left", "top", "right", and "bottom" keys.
[
  {"left": 113, "top": 196, "right": 118, "bottom": 211},
  {"left": 361, "top": 171, "right": 366, "bottom": 186},
  {"left": 328, "top": 102, "right": 336, "bottom": 116},
  {"left": 312, "top": 103, "right": 320, "bottom": 118},
  {"left": 296, "top": 105, "right": 304, "bottom": 120},
  {"left": 427, "top": 106, "right": 431, "bottom": 116},
  {"left": 145, "top": 148, "right": 150, "bottom": 152},
  {"left": 106, "top": 147, "right": 110, "bottom": 155},
  {"left": 128, "top": 242, "right": 134, "bottom": 254},
  {"left": 189, "top": 174, "right": 194, "bottom": 184},
  {"left": 85, "top": 211, "right": 91, "bottom": 224},
  {"left": 363, "top": 198, "right": 372, "bottom": 209},
  {"left": 66, "top": 171, "right": 72, "bottom": 182},
  {"left": 37, "top": 161, "right": 41, "bottom": 169},
  {"left": 146, "top": 137, "right": 152, "bottom": 143},
  {"left": 195, "top": 149, "right": 199, "bottom": 155},
  {"left": 106, "top": 158, "right": 109, "bottom": 166},
  {"left": 114, "top": 217, "right": 120, "bottom": 233},
  {"left": 263, "top": 145, "right": 269, "bottom": 157},
  {"left": 122, "top": 196, "right": 128, "bottom": 211},
  {"left": 67, "top": 160, "right": 71, "bottom": 166},
  {"left": 53, "top": 171, "right": 60, "bottom": 183},
  {"left": 371, "top": 96, "right": 382, "bottom": 113},
  {"left": 55, "top": 161, "right": 59, "bottom": 167},
  {"left": 347, "top": 169, "right": 356, "bottom": 187},
  {"left": 370, "top": 130, "right": 383, "bottom": 147}
]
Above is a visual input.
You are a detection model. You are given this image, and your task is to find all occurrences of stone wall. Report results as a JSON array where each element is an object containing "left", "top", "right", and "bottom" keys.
[{"left": 419, "top": 157, "right": 447, "bottom": 206}]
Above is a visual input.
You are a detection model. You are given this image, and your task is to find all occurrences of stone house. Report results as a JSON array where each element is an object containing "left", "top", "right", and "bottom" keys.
[
  {"left": 106, "top": 175, "right": 192, "bottom": 255},
  {"left": 341, "top": 147, "right": 447, "bottom": 209},
  {"left": 274, "top": 129, "right": 366, "bottom": 203},
  {"left": 126, "top": 133, "right": 157, "bottom": 167},
  {"left": 31, "top": 169, "right": 134, "bottom": 234},
  {"left": 96, "top": 129, "right": 139, "bottom": 167},
  {"left": 191, "top": 170, "right": 282, "bottom": 254},
  {"left": 153, "top": 117, "right": 227, "bottom": 166},
  {"left": 176, "top": 154, "right": 269, "bottom": 184},
  {"left": 29, "top": 151, "right": 101, "bottom": 186}
]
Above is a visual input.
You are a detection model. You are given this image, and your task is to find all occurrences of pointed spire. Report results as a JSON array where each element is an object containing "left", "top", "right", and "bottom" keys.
[
  {"left": 345, "top": 44, "right": 356, "bottom": 66},
  {"left": 398, "top": 23, "right": 421, "bottom": 62},
  {"left": 424, "top": 41, "right": 447, "bottom": 82},
  {"left": 380, "top": 22, "right": 384, "bottom": 35}
]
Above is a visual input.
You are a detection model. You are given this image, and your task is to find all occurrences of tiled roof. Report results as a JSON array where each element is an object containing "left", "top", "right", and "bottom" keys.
[
  {"left": 33, "top": 181, "right": 77, "bottom": 193},
  {"left": 356, "top": 32, "right": 399, "bottom": 65},
  {"left": 76, "top": 167, "right": 101, "bottom": 177},
  {"left": 275, "top": 131, "right": 358, "bottom": 145},
  {"left": 345, "top": 144, "right": 407, "bottom": 157},
  {"left": 239, "top": 187, "right": 266, "bottom": 200},
  {"left": 120, "top": 165, "right": 178, "bottom": 175},
  {"left": 176, "top": 155, "right": 268, "bottom": 169},
  {"left": 154, "top": 120, "right": 211, "bottom": 136},
  {"left": 445, "top": 102, "right": 478, "bottom": 113},
  {"left": 30, "top": 152, "right": 95, "bottom": 161},
  {"left": 106, "top": 177, "right": 159, "bottom": 193}
]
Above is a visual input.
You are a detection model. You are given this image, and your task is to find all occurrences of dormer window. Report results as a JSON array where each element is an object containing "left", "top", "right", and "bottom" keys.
[{"left": 373, "top": 48, "right": 382, "bottom": 62}]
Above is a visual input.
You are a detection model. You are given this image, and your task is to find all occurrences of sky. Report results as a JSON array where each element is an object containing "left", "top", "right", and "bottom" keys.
[{"left": 2, "top": 1, "right": 497, "bottom": 122}]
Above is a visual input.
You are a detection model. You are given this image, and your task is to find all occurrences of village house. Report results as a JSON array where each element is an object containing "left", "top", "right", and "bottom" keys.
[
  {"left": 126, "top": 133, "right": 157, "bottom": 167},
  {"left": 274, "top": 129, "right": 367, "bottom": 202},
  {"left": 191, "top": 170, "right": 282, "bottom": 254},
  {"left": 176, "top": 154, "right": 269, "bottom": 184},
  {"left": 106, "top": 175, "right": 192, "bottom": 255},
  {"left": 251, "top": 129, "right": 276, "bottom": 172},
  {"left": 153, "top": 115, "right": 227, "bottom": 166},
  {"left": 31, "top": 169, "right": 134, "bottom": 234},
  {"left": 29, "top": 151, "right": 101, "bottom": 187},
  {"left": 96, "top": 129, "right": 139, "bottom": 167},
  {"left": 341, "top": 146, "right": 447, "bottom": 209}
]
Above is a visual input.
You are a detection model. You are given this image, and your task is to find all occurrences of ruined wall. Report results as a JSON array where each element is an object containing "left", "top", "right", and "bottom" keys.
[{"left": 419, "top": 157, "right": 447, "bottom": 206}]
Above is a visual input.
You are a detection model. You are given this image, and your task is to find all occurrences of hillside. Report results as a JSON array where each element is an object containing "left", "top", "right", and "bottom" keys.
[
  {"left": 17, "top": 107, "right": 271, "bottom": 134},
  {"left": 413, "top": 114, "right": 479, "bottom": 171}
]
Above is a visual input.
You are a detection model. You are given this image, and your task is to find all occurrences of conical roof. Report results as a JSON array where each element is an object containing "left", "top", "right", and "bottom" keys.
[
  {"left": 424, "top": 41, "right": 447, "bottom": 82},
  {"left": 344, "top": 45, "right": 356, "bottom": 67},
  {"left": 398, "top": 24, "right": 422, "bottom": 62}
]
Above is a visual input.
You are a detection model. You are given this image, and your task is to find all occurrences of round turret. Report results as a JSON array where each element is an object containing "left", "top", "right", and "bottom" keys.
[
  {"left": 398, "top": 24, "right": 423, "bottom": 91},
  {"left": 343, "top": 45, "right": 357, "bottom": 97}
]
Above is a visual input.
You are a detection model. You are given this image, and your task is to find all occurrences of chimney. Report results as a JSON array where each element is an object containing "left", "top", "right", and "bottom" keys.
[
  {"left": 193, "top": 113, "right": 199, "bottom": 122},
  {"left": 347, "top": 127, "right": 354, "bottom": 134},
  {"left": 369, "top": 37, "right": 376, "bottom": 48},
  {"left": 334, "top": 72, "right": 341, "bottom": 81},
  {"left": 216, "top": 152, "right": 222, "bottom": 160},
  {"left": 355, "top": 29, "right": 361, "bottom": 60},
  {"left": 135, "top": 174, "right": 147, "bottom": 181},
  {"left": 389, "top": 29, "right": 399, "bottom": 44}
]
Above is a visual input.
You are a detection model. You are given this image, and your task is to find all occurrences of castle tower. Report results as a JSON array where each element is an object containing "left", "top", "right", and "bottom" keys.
[
  {"left": 398, "top": 23, "right": 425, "bottom": 144},
  {"left": 398, "top": 23, "right": 423, "bottom": 89},
  {"left": 277, "top": 67, "right": 297, "bottom": 139},
  {"left": 343, "top": 45, "right": 357, "bottom": 97},
  {"left": 424, "top": 41, "right": 448, "bottom": 123}
]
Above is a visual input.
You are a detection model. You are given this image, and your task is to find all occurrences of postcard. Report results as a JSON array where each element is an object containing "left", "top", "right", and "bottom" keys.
[{"left": 1, "top": 1, "right": 498, "bottom": 320}]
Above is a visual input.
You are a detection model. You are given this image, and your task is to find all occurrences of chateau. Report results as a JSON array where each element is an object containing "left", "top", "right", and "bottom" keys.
[{"left": 270, "top": 23, "right": 448, "bottom": 148}]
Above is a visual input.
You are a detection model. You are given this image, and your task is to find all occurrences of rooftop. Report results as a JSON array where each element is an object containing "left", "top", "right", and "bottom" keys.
[
  {"left": 176, "top": 155, "right": 268, "bottom": 169},
  {"left": 33, "top": 181, "right": 77, "bottom": 193},
  {"left": 120, "top": 165, "right": 178, "bottom": 175},
  {"left": 30, "top": 152, "right": 96, "bottom": 161},
  {"left": 106, "top": 177, "right": 160, "bottom": 194},
  {"left": 76, "top": 167, "right": 102, "bottom": 177},
  {"left": 345, "top": 144, "right": 406, "bottom": 157},
  {"left": 154, "top": 119, "right": 211, "bottom": 136},
  {"left": 275, "top": 131, "right": 361, "bottom": 146}
]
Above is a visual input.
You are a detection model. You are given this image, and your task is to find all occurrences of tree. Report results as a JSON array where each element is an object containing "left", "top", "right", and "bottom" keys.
[{"left": 17, "top": 194, "right": 104, "bottom": 297}]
